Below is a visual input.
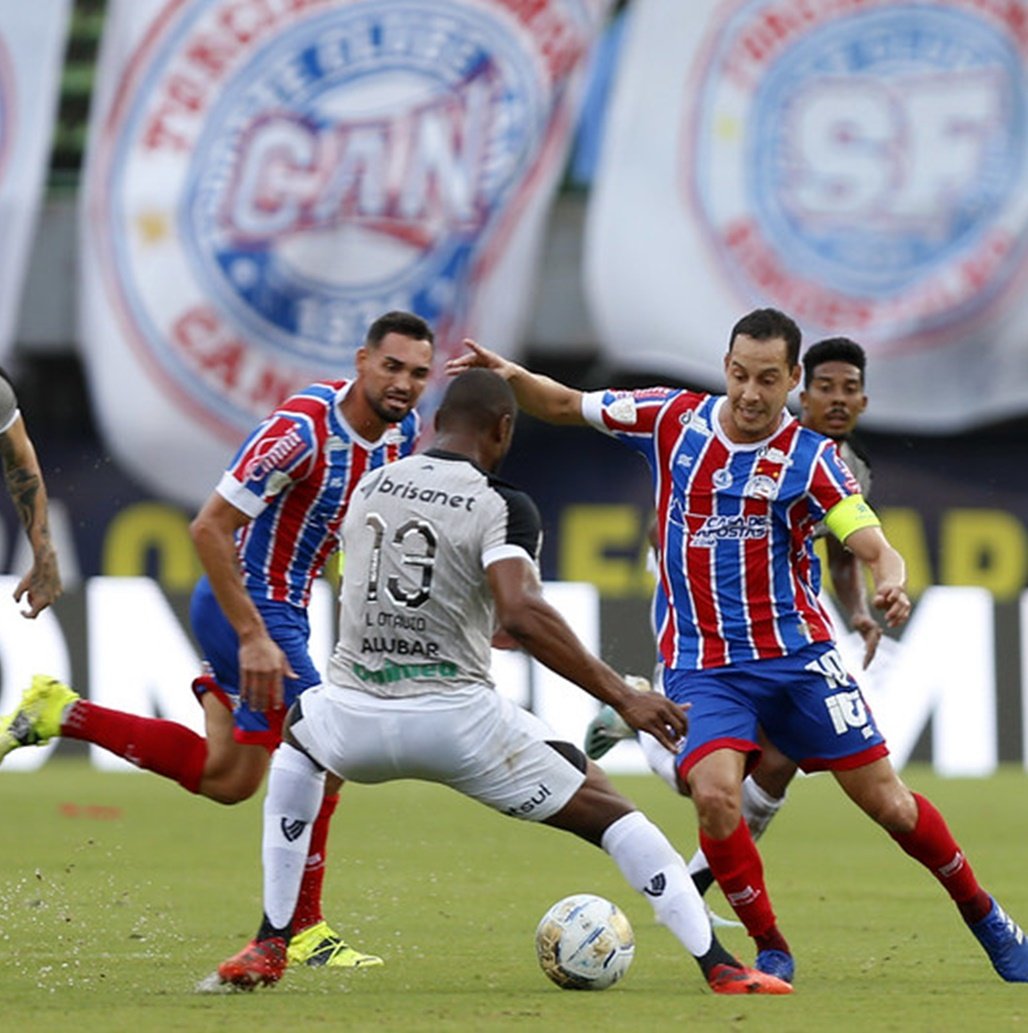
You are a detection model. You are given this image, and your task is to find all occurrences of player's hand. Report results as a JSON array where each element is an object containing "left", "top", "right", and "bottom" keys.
[
  {"left": 851, "top": 614, "right": 882, "bottom": 668},
  {"left": 13, "top": 550, "right": 61, "bottom": 619},
  {"left": 444, "top": 338, "right": 512, "bottom": 378},
  {"left": 238, "top": 633, "right": 296, "bottom": 712},
  {"left": 616, "top": 683, "right": 688, "bottom": 754},
  {"left": 873, "top": 583, "right": 910, "bottom": 628}
]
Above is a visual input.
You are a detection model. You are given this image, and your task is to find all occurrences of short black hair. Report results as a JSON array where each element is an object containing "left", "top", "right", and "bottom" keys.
[
  {"left": 435, "top": 369, "right": 516, "bottom": 433},
  {"left": 728, "top": 308, "right": 802, "bottom": 367},
  {"left": 366, "top": 310, "right": 434, "bottom": 348},
  {"left": 802, "top": 337, "right": 866, "bottom": 388}
]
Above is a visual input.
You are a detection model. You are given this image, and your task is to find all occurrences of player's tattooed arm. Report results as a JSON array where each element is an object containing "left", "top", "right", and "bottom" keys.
[{"left": 0, "top": 418, "right": 61, "bottom": 617}]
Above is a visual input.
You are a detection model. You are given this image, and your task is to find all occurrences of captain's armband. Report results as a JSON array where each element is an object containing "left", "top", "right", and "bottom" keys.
[{"left": 824, "top": 495, "right": 880, "bottom": 543}]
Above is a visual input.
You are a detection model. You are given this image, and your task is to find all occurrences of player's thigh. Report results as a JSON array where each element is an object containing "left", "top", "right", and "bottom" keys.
[
  {"left": 757, "top": 644, "right": 886, "bottom": 769},
  {"left": 445, "top": 692, "right": 589, "bottom": 822},
  {"left": 662, "top": 667, "right": 760, "bottom": 775}
]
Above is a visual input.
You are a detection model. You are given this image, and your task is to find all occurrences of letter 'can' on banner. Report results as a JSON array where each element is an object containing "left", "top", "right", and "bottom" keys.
[{"left": 81, "top": 0, "right": 612, "bottom": 506}]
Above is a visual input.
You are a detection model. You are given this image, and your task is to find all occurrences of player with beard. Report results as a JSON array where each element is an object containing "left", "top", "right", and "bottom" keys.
[
  {"left": 211, "top": 369, "right": 791, "bottom": 995},
  {"left": 0, "top": 310, "right": 434, "bottom": 971}
]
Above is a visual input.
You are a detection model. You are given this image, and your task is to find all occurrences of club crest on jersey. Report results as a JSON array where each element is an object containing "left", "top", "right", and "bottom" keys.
[
  {"left": 743, "top": 473, "right": 778, "bottom": 500},
  {"left": 687, "top": 1, "right": 1028, "bottom": 349},
  {"left": 92, "top": 0, "right": 590, "bottom": 435}
]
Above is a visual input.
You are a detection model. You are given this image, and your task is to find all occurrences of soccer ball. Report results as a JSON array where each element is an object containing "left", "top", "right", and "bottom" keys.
[{"left": 534, "top": 893, "right": 635, "bottom": 990}]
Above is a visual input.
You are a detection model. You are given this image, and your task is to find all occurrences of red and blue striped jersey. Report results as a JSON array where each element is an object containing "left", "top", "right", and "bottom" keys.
[
  {"left": 216, "top": 380, "right": 420, "bottom": 608},
  {"left": 583, "top": 388, "right": 862, "bottom": 670}
]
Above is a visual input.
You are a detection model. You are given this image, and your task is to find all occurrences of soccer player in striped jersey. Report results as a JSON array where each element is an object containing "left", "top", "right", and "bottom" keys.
[
  {"left": 0, "top": 311, "right": 434, "bottom": 970},
  {"left": 212, "top": 369, "right": 790, "bottom": 995},
  {"left": 446, "top": 309, "right": 1028, "bottom": 985},
  {"left": 678, "top": 337, "right": 881, "bottom": 898}
]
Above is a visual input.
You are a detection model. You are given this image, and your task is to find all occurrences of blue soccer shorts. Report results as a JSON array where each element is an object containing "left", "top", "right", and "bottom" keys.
[
  {"left": 662, "top": 641, "right": 889, "bottom": 780},
  {"left": 189, "top": 575, "right": 321, "bottom": 748}
]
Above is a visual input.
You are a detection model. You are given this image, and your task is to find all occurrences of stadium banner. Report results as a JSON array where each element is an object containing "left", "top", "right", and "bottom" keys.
[
  {"left": 585, "top": 0, "right": 1028, "bottom": 432},
  {"left": 0, "top": 2, "right": 71, "bottom": 365},
  {"left": 79, "top": 0, "right": 611, "bottom": 508}
]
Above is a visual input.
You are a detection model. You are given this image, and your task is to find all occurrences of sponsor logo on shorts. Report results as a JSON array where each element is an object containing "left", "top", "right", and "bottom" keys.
[
  {"left": 505, "top": 783, "right": 552, "bottom": 817},
  {"left": 824, "top": 690, "right": 872, "bottom": 738}
]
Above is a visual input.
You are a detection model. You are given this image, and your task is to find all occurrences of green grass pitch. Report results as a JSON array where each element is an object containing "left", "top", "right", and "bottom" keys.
[{"left": 2, "top": 760, "right": 1026, "bottom": 1032}]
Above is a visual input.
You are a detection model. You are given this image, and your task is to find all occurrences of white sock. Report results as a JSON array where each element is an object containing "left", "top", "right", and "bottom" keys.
[
  {"left": 638, "top": 731, "right": 679, "bottom": 792},
  {"left": 740, "top": 774, "right": 785, "bottom": 842},
  {"left": 601, "top": 811, "right": 712, "bottom": 957},
  {"left": 262, "top": 743, "right": 326, "bottom": 931},
  {"left": 686, "top": 845, "right": 709, "bottom": 878}
]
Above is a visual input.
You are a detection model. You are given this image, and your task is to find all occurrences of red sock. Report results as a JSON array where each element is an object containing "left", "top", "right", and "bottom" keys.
[
  {"left": 700, "top": 818, "right": 783, "bottom": 945},
  {"left": 891, "top": 792, "right": 991, "bottom": 923},
  {"left": 292, "top": 792, "right": 340, "bottom": 932},
  {"left": 61, "top": 701, "right": 206, "bottom": 794}
]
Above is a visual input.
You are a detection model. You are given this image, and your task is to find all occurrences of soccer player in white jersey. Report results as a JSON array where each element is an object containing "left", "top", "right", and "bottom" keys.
[
  {"left": 446, "top": 312, "right": 1028, "bottom": 986},
  {"left": 0, "top": 367, "right": 61, "bottom": 617},
  {"left": 0, "top": 311, "right": 433, "bottom": 970},
  {"left": 211, "top": 369, "right": 792, "bottom": 995}
]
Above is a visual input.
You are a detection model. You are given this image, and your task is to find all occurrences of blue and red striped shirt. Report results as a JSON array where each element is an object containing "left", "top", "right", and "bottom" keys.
[
  {"left": 583, "top": 388, "right": 861, "bottom": 671},
  {"left": 216, "top": 380, "right": 419, "bottom": 608}
]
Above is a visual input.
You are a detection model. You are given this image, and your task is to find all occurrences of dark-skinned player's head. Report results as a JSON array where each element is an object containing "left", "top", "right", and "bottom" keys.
[{"left": 435, "top": 369, "right": 517, "bottom": 471}]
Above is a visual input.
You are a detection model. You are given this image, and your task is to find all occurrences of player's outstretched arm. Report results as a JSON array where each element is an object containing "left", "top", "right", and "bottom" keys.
[
  {"left": 487, "top": 556, "right": 687, "bottom": 751},
  {"left": 445, "top": 339, "right": 587, "bottom": 425},
  {"left": 1, "top": 415, "right": 61, "bottom": 618}
]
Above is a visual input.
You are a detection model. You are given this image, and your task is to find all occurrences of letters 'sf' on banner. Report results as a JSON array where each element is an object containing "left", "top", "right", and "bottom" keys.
[
  {"left": 81, "top": 0, "right": 610, "bottom": 506},
  {"left": 586, "top": 0, "right": 1028, "bottom": 432}
]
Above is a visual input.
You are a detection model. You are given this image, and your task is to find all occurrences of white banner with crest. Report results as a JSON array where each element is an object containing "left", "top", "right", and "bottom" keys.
[
  {"left": 0, "top": 2, "right": 71, "bottom": 364},
  {"left": 585, "top": 0, "right": 1028, "bottom": 432},
  {"left": 80, "top": 0, "right": 610, "bottom": 507}
]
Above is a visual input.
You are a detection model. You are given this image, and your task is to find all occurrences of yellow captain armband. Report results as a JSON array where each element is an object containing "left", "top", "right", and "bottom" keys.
[{"left": 824, "top": 494, "right": 880, "bottom": 543}]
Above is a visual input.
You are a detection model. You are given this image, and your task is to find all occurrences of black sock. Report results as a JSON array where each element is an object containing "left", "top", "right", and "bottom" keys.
[
  {"left": 694, "top": 936, "right": 740, "bottom": 978},
  {"left": 257, "top": 913, "right": 291, "bottom": 943},
  {"left": 692, "top": 867, "right": 716, "bottom": 897}
]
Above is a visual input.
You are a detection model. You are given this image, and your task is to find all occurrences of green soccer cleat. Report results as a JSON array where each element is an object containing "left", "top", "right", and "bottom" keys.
[
  {"left": 287, "top": 920, "right": 384, "bottom": 969},
  {"left": 0, "top": 675, "right": 79, "bottom": 763},
  {"left": 583, "top": 675, "right": 650, "bottom": 760}
]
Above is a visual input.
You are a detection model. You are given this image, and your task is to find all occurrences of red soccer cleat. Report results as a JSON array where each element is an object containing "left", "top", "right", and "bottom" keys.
[
  {"left": 216, "top": 937, "right": 288, "bottom": 990},
  {"left": 707, "top": 962, "right": 793, "bottom": 995}
]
